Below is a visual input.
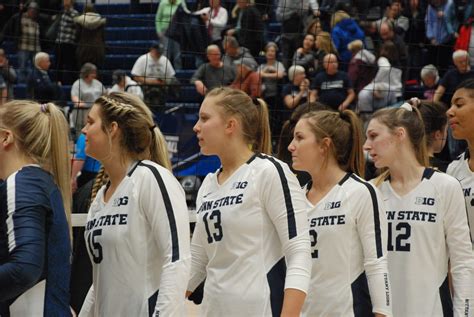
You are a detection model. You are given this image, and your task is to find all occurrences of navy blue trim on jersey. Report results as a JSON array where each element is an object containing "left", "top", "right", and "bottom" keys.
[
  {"left": 257, "top": 154, "right": 297, "bottom": 239},
  {"left": 439, "top": 276, "right": 453, "bottom": 317},
  {"left": 246, "top": 153, "right": 258, "bottom": 164},
  {"left": 266, "top": 257, "right": 286, "bottom": 317},
  {"left": 338, "top": 172, "right": 351, "bottom": 186},
  {"left": 127, "top": 160, "right": 141, "bottom": 177},
  {"left": 139, "top": 162, "right": 180, "bottom": 262},
  {"left": 351, "top": 272, "right": 373, "bottom": 317},
  {"left": 349, "top": 175, "right": 383, "bottom": 258},
  {"left": 422, "top": 168, "right": 436, "bottom": 180},
  {"left": 465, "top": 149, "right": 470, "bottom": 160},
  {"left": 148, "top": 289, "right": 159, "bottom": 317}
]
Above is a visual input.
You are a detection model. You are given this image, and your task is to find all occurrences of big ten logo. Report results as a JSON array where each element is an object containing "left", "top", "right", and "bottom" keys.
[
  {"left": 113, "top": 196, "right": 129, "bottom": 207},
  {"left": 164, "top": 135, "right": 179, "bottom": 160},
  {"left": 324, "top": 201, "right": 341, "bottom": 210},
  {"left": 415, "top": 197, "right": 435, "bottom": 206},
  {"left": 231, "top": 181, "right": 248, "bottom": 190}
]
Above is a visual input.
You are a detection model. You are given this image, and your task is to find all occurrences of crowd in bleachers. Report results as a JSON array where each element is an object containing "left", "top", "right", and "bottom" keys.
[{"left": 0, "top": 0, "right": 473, "bottom": 154}]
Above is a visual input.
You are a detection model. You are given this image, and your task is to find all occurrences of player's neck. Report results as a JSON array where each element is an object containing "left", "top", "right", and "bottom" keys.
[
  {"left": 388, "top": 161, "right": 425, "bottom": 196},
  {"left": 217, "top": 146, "right": 254, "bottom": 184},
  {"left": 102, "top": 158, "right": 134, "bottom": 189},
  {"left": 308, "top": 164, "right": 347, "bottom": 205},
  {"left": 0, "top": 149, "right": 36, "bottom": 180}
]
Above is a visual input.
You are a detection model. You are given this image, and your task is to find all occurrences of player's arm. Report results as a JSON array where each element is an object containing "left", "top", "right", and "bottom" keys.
[
  {"left": 353, "top": 179, "right": 392, "bottom": 317},
  {"left": 442, "top": 177, "right": 474, "bottom": 316},
  {"left": 187, "top": 211, "right": 209, "bottom": 296},
  {"left": 78, "top": 286, "right": 95, "bottom": 317},
  {"left": 0, "top": 177, "right": 47, "bottom": 301},
  {"left": 259, "top": 160, "right": 312, "bottom": 315},
  {"left": 139, "top": 164, "right": 191, "bottom": 316}
]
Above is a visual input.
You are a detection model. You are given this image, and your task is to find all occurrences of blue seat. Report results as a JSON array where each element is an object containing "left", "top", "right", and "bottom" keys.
[
  {"left": 104, "top": 14, "right": 155, "bottom": 28},
  {"left": 106, "top": 40, "right": 152, "bottom": 55},
  {"left": 106, "top": 27, "right": 157, "bottom": 41},
  {"left": 167, "top": 85, "right": 202, "bottom": 103},
  {"left": 103, "top": 54, "right": 140, "bottom": 71},
  {"left": 176, "top": 69, "right": 196, "bottom": 81}
]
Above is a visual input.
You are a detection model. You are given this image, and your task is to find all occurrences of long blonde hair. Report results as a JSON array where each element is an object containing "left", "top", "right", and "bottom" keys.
[
  {"left": 206, "top": 87, "right": 272, "bottom": 154},
  {"left": 0, "top": 100, "right": 72, "bottom": 233},
  {"left": 90, "top": 92, "right": 171, "bottom": 199},
  {"left": 372, "top": 106, "right": 429, "bottom": 186},
  {"left": 302, "top": 110, "right": 365, "bottom": 177}
]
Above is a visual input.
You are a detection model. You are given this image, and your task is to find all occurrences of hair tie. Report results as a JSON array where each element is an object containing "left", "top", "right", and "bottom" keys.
[
  {"left": 40, "top": 103, "right": 48, "bottom": 113},
  {"left": 252, "top": 98, "right": 260, "bottom": 106},
  {"left": 400, "top": 102, "right": 413, "bottom": 112},
  {"left": 339, "top": 111, "right": 350, "bottom": 122},
  {"left": 149, "top": 125, "right": 156, "bottom": 132}
]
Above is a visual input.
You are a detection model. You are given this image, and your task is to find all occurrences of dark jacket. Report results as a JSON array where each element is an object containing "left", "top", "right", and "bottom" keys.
[
  {"left": 74, "top": 13, "right": 106, "bottom": 68},
  {"left": 167, "top": 5, "right": 208, "bottom": 55},
  {"left": 234, "top": 6, "right": 264, "bottom": 57},
  {"left": 27, "top": 67, "right": 61, "bottom": 103}
]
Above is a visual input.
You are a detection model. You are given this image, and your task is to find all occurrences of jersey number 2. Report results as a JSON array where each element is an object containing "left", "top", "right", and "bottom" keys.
[
  {"left": 203, "top": 209, "right": 223, "bottom": 243},
  {"left": 309, "top": 229, "right": 318, "bottom": 258},
  {"left": 387, "top": 222, "right": 411, "bottom": 252},
  {"left": 87, "top": 229, "right": 103, "bottom": 263}
]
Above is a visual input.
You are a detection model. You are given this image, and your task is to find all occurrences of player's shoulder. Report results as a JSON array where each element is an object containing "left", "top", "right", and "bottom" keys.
[
  {"left": 251, "top": 153, "right": 292, "bottom": 175},
  {"left": 447, "top": 151, "right": 469, "bottom": 175},
  {"left": 427, "top": 167, "right": 462, "bottom": 191},
  {"left": 130, "top": 160, "right": 180, "bottom": 187},
  {"left": 342, "top": 173, "right": 380, "bottom": 197}
]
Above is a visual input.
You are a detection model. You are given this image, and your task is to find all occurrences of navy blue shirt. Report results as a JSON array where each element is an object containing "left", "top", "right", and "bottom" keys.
[
  {"left": 311, "top": 71, "right": 353, "bottom": 110},
  {"left": 0, "top": 166, "right": 71, "bottom": 316}
]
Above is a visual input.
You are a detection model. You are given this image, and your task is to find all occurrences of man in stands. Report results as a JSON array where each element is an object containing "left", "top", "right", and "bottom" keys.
[
  {"left": 230, "top": 56, "right": 261, "bottom": 98},
  {"left": 434, "top": 50, "right": 474, "bottom": 105},
  {"left": 28, "top": 52, "right": 62, "bottom": 104},
  {"left": 310, "top": 53, "right": 355, "bottom": 111},
  {"left": 221, "top": 36, "right": 256, "bottom": 69},
  {"left": 190, "top": 44, "right": 235, "bottom": 96},
  {"left": 131, "top": 41, "right": 178, "bottom": 111},
  {"left": 378, "top": 20, "right": 408, "bottom": 68}
]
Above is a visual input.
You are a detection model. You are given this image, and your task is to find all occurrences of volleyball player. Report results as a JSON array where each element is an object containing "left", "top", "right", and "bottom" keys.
[
  {"left": 446, "top": 78, "right": 474, "bottom": 244},
  {"left": 187, "top": 87, "right": 311, "bottom": 316},
  {"left": 417, "top": 100, "right": 449, "bottom": 172},
  {"left": 78, "top": 92, "right": 191, "bottom": 316},
  {"left": 364, "top": 104, "right": 474, "bottom": 316},
  {"left": 288, "top": 110, "right": 392, "bottom": 316},
  {"left": 0, "top": 101, "right": 72, "bottom": 316}
]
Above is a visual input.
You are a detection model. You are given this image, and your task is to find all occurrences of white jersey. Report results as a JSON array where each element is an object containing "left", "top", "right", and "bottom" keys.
[
  {"left": 379, "top": 168, "right": 474, "bottom": 317},
  {"left": 447, "top": 151, "right": 474, "bottom": 244},
  {"left": 188, "top": 154, "right": 311, "bottom": 317},
  {"left": 302, "top": 173, "right": 392, "bottom": 317},
  {"left": 79, "top": 160, "right": 191, "bottom": 317}
]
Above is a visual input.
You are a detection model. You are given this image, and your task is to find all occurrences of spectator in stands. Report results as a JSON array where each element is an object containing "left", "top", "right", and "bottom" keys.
[
  {"left": 378, "top": 20, "right": 408, "bottom": 67},
  {"left": 0, "top": 0, "right": 15, "bottom": 30},
  {"left": 357, "top": 41, "right": 403, "bottom": 118},
  {"left": 0, "top": 72, "right": 6, "bottom": 105},
  {"left": 425, "top": 0, "right": 458, "bottom": 74},
  {"left": 314, "top": 31, "right": 338, "bottom": 74},
  {"left": 276, "top": 0, "right": 308, "bottom": 69},
  {"left": 403, "top": 0, "right": 427, "bottom": 80},
  {"left": 194, "top": 0, "right": 228, "bottom": 46},
  {"left": 453, "top": 1, "right": 474, "bottom": 65},
  {"left": 292, "top": 33, "right": 317, "bottom": 78},
  {"left": 0, "top": 48, "right": 16, "bottom": 101},
  {"left": 70, "top": 63, "right": 106, "bottom": 138},
  {"left": 71, "top": 133, "right": 101, "bottom": 193},
  {"left": 434, "top": 50, "right": 474, "bottom": 105},
  {"left": 310, "top": 53, "right": 355, "bottom": 111},
  {"left": 230, "top": 56, "right": 261, "bottom": 98},
  {"left": 347, "top": 39, "right": 377, "bottom": 95},
  {"left": 221, "top": 36, "right": 256, "bottom": 69},
  {"left": 155, "top": 0, "right": 187, "bottom": 70},
  {"left": 419, "top": 64, "right": 440, "bottom": 100},
  {"left": 330, "top": 9, "right": 365, "bottom": 70},
  {"left": 53, "top": 0, "right": 79, "bottom": 85},
  {"left": 28, "top": 52, "right": 62, "bottom": 103},
  {"left": 282, "top": 65, "right": 311, "bottom": 112},
  {"left": 227, "top": 0, "right": 264, "bottom": 57},
  {"left": 131, "top": 42, "right": 178, "bottom": 111},
  {"left": 74, "top": 4, "right": 106, "bottom": 69},
  {"left": 258, "top": 42, "right": 286, "bottom": 138},
  {"left": 1, "top": 2, "right": 42, "bottom": 83},
  {"left": 306, "top": 18, "right": 323, "bottom": 37},
  {"left": 109, "top": 70, "right": 143, "bottom": 100},
  {"left": 375, "top": 0, "right": 410, "bottom": 37},
  {"left": 190, "top": 44, "right": 235, "bottom": 96}
]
